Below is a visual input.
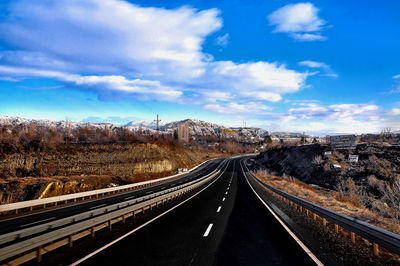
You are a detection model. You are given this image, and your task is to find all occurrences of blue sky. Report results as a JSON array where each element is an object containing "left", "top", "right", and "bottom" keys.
[{"left": 0, "top": 0, "right": 399, "bottom": 134}]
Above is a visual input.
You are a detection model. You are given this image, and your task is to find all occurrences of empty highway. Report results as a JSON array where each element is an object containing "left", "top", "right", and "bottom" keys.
[{"left": 72, "top": 157, "right": 316, "bottom": 265}]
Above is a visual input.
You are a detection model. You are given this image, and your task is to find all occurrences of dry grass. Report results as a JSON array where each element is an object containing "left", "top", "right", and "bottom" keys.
[{"left": 254, "top": 170, "right": 400, "bottom": 235}]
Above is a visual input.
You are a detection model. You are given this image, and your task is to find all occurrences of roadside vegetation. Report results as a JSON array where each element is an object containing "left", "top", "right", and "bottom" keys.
[
  {"left": 251, "top": 142, "right": 400, "bottom": 235},
  {"left": 0, "top": 122, "right": 254, "bottom": 204}
]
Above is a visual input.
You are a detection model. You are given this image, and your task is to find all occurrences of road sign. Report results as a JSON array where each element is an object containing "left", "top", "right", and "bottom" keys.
[
  {"left": 349, "top": 155, "right": 359, "bottom": 163},
  {"left": 330, "top": 135, "right": 357, "bottom": 150}
]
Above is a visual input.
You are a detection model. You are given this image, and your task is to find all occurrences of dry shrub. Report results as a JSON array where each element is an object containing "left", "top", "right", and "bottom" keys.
[
  {"left": 253, "top": 171, "right": 400, "bottom": 235},
  {"left": 335, "top": 178, "right": 365, "bottom": 207},
  {"left": 367, "top": 155, "right": 392, "bottom": 179},
  {"left": 379, "top": 175, "right": 400, "bottom": 219},
  {"left": 312, "top": 155, "right": 323, "bottom": 165},
  {"left": 367, "top": 175, "right": 384, "bottom": 191}
]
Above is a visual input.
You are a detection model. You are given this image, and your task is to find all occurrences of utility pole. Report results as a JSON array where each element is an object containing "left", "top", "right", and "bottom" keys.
[{"left": 153, "top": 114, "right": 161, "bottom": 133}]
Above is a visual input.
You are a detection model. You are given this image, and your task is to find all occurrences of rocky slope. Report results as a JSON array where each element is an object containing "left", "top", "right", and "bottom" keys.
[
  {"left": 250, "top": 143, "right": 400, "bottom": 189},
  {"left": 0, "top": 142, "right": 219, "bottom": 204}
]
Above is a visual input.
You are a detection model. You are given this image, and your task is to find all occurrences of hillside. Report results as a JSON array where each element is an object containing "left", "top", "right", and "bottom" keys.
[
  {"left": 0, "top": 142, "right": 222, "bottom": 204},
  {"left": 249, "top": 143, "right": 400, "bottom": 220},
  {"left": 0, "top": 115, "right": 269, "bottom": 141},
  {"left": 250, "top": 143, "right": 400, "bottom": 188}
]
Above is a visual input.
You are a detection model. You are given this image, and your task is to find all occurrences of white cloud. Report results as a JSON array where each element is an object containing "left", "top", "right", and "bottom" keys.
[
  {"left": 321, "top": 73, "right": 339, "bottom": 78},
  {"left": 0, "top": 0, "right": 308, "bottom": 113},
  {"left": 215, "top": 33, "right": 229, "bottom": 47},
  {"left": 0, "top": 65, "right": 182, "bottom": 101},
  {"left": 298, "top": 60, "right": 337, "bottom": 78},
  {"left": 208, "top": 61, "right": 306, "bottom": 95},
  {"left": 287, "top": 103, "right": 380, "bottom": 122},
  {"left": 256, "top": 103, "right": 387, "bottom": 134},
  {"left": 204, "top": 102, "right": 272, "bottom": 114},
  {"left": 268, "top": 3, "right": 327, "bottom": 41},
  {"left": 0, "top": 0, "right": 222, "bottom": 81},
  {"left": 292, "top": 33, "right": 326, "bottom": 41},
  {"left": 298, "top": 60, "right": 329, "bottom": 69},
  {"left": 393, "top": 74, "right": 400, "bottom": 79},
  {"left": 387, "top": 108, "right": 400, "bottom": 116}
]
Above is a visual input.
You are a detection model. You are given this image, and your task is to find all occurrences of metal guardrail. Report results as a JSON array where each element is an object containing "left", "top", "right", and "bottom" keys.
[
  {"left": 0, "top": 159, "right": 228, "bottom": 264},
  {"left": 0, "top": 158, "right": 217, "bottom": 214},
  {"left": 243, "top": 162, "right": 400, "bottom": 256},
  {"left": 0, "top": 159, "right": 224, "bottom": 246}
]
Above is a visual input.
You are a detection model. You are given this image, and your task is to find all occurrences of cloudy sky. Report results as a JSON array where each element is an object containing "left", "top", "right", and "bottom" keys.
[{"left": 0, "top": 0, "right": 399, "bottom": 134}]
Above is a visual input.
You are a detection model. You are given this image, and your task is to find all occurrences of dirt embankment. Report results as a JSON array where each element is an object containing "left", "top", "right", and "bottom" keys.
[
  {"left": 251, "top": 143, "right": 400, "bottom": 189},
  {"left": 0, "top": 143, "right": 222, "bottom": 204},
  {"left": 250, "top": 143, "right": 400, "bottom": 229}
]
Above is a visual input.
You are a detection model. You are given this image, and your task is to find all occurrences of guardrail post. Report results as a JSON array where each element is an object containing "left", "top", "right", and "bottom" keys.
[
  {"left": 43, "top": 204, "right": 46, "bottom": 209},
  {"left": 335, "top": 224, "right": 339, "bottom": 234},
  {"left": 37, "top": 245, "right": 43, "bottom": 262},
  {"left": 15, "top": 209, "right": 18, "bottom": 214},
  {"left": 351, "top": 232, "right": 356, "bottom": 244},
  {"left": 122, "top": 214, "right": 126, "bottom": 223},
  {"left": 91, "top": 226, "right": 95, "bottom": 238},
  {"left": 54, "top": 202, "right": 57, "bottom": 206},
  {"left": 108, "top": 220, "right": 112, "bottom": 230},
  {"left": 69, "top": 234, "right": 73, "bottom": 247},
  {"left": 323, "top": 218, "right": 327, "bottom": 227},
  {"left": 373, "top": 243, "right": 379, "bottom": 256}
]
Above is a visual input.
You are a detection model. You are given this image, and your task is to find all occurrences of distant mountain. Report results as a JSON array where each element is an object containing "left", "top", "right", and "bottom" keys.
[
  {"left": 0, "top": 115, "right": 112, "bottom": 130},
  {"left": 0, "top": 115, "right": 269, "bottom": 140},
  {"left": 125, "top": 119, "right": 269, "bottom": 140},
  {"left": 125, "top": 120, "right": 166, "bottom": 130}
]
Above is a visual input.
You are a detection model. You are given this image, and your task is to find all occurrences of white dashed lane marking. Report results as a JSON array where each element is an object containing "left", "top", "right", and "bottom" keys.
[{"left": 203, "top": 223, "right": 213, "bottom": 237}]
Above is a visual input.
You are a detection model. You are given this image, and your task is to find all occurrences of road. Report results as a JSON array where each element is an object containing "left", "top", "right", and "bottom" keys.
[
  {"left": 0, "top": 158, "right": 224, "bottom": 236},
  {"left": 74, "top": 157, "right": 315, "bottom": 266}
]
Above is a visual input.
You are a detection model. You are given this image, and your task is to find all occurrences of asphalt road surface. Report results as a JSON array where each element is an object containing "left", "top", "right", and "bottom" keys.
[
  {"left": 76, "top": 158, "right": 315, "bottom": 266},
  {"left": 0, "top": 158, "right": 224, "bottom": 236}
]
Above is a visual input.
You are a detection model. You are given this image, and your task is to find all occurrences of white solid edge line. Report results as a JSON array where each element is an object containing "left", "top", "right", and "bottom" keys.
[
  {"left": 217, "top": 206, "right": 221, "bottom": 213},
  {"left": 124, "top": 196, "right": 135, "bottom": 200},
  {"left": 89, "top": 204, "right": 107, "bottom": 210},
  {"left": 20, "top": 217, "right": 56, "bottom": 228},
  {"left": 240, "top": 161, "right": 324, "bottom": 266},
  {"left": 70, "top": 159, "right": 231, "bottom": 266},
  {"left": 203, "top": 223, "right": 213, "bottom": 237}
]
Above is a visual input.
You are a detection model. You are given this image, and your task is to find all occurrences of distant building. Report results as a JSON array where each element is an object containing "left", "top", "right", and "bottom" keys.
[{"left": 178, "top": 122, "right": 190, "bottom": 143}]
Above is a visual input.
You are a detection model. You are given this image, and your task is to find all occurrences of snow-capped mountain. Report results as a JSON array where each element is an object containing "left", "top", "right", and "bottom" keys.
[
  {"left": 161, "top": 119, "right": 223, "bottom": 135},
  {"left": 0, "top": 115, "right": 114, "bottom": 130},
  {"left": 125, "top": 120, "right": 166, "bottom": 130},
  {"left": 126, "top": 119, "right": 269, "bottom": 139},
  {"left": 0, "top": 115, "right": 269, "bottom": 140}
]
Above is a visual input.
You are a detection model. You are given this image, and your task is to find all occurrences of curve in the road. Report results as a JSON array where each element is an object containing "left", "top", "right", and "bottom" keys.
[{"left": 70, "top": 157, "right": 318, "bottom": 266}]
